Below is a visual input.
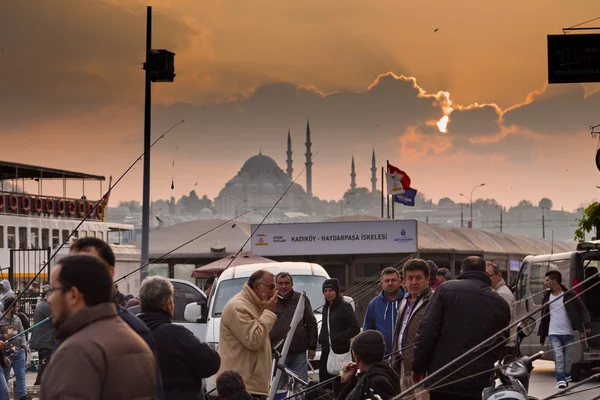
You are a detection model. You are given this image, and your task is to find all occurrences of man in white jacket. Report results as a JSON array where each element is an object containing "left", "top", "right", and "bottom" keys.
[{"left": 486, "top": 262, "right": 517, "bottom": 352}]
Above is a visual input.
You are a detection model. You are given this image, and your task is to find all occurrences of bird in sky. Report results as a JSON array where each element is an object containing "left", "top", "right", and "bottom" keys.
[{"left": 434, "top": 28, "right": 439, "bottom": 33}]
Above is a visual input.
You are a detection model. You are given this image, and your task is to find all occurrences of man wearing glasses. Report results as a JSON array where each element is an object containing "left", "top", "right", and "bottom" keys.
[{"left": 216, "top": 270, "right": 279, "bottom": 400}]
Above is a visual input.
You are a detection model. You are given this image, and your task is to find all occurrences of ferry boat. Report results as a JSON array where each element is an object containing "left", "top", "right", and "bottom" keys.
[{"left": 0, "top": 160, "right": 140, "bottom": 296}]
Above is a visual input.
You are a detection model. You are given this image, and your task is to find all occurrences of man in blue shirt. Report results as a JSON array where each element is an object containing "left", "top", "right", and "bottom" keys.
[
  {"left": 69, "top": 237, "right": 165, "bottom": 400},
  {"left": 363, "top": 267, "right": 405, "bottom": 359}
]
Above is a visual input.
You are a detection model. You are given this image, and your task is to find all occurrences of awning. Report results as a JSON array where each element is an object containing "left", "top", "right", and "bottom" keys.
[{"left": 191, "top": 252, "right": 276, "bottom": 278}]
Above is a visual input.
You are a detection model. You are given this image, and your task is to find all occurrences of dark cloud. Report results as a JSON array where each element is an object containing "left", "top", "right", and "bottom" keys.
[
  {"left": 0, "top": 0, "right": 197, "bottom": 129},
  {"left": 447, "top": 105, "right": 502, "bottom": 137},
  {"left": 503, "top": 85, "right": 600, "bottom": 135}
]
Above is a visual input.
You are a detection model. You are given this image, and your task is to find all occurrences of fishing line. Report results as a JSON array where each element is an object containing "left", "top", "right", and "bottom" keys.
[
  {"left": 0, "top": 119, "right": 186, "bottom": 322},
  {"left": 425, "top": 277, "right": 600, "bottom": 394},
  {"left": 171, "top": 145, "right": 178, "bottom": 190},
  {"left": 542, "top": 373, "right": 600, "bottom": 399},
  {"left": 428, "top": 330, "right": 600, "bottom": 396},
  {"left": 397, "top": 273, "right": 600, "bottom": 399},
  {"left": 222, "top": 151, "right": 320, "bottom": 272}
]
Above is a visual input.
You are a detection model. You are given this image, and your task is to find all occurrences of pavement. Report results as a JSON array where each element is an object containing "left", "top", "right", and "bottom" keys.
[{"left": 528, "top": 360, "right": 600, "bottom": 399}]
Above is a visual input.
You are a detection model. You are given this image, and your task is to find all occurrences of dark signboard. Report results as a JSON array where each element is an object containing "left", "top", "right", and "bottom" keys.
[{"left": 548, "top": 34, "right": 600, "bottom": 83}]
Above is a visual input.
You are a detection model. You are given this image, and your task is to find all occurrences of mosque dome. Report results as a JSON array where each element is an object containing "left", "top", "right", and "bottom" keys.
[{"left": 240, "top": 154, "right": 282, "bottom": 179}]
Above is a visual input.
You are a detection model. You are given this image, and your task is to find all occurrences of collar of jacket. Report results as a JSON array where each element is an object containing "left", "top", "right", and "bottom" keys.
[
  {"left": 494, "top": 279, "right": 507, "bottom": 291},
  {"left": 457, "top": 270, "right": 492, "bottom": 286},
  {"left": 56, "top": 302, "right": 118, "bottom": 341},
  {"left": 378, "top": 289, "right": 404, "bottom": 302},
  {"left": 404, "top": 286, "right": 433, "bottom": 302},
  {"left": 241, "top": 283, "right": 265, "bottom": 311},
  {"left": 280, "top": 290, "right": 300, "bottom": 302}
]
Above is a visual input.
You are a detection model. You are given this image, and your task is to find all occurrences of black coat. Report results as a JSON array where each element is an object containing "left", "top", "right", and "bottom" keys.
[
  {"left": 139, "top": 311, "right": 221, "bottom": 400},
  {"left": 318, "top": 298, "right": 360, "bottom": 354},
  {"left": 412, "top": 271, "right": 510, "bottom": 398},
  {"left": 539, "top": 284, "right": 591, "bottom": 345},
  {"left": 270, "top": 290, "right": 318, "bottom": 353},
  {"left": 335, "top": 362, "right": 400, "bottom": 400}
]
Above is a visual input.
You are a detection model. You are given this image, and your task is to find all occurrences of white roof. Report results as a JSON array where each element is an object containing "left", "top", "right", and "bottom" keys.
[{"left": 218, "top": 262, "right": 329, "bottom": 280}]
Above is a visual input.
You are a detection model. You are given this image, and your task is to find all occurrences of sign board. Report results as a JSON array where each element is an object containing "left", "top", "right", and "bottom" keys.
[
  {"left": 251, "top": 220, "right": 418, "bottom": 256},
  {"left": 548, "top": 34, "right": 600, "bottom": 84}
]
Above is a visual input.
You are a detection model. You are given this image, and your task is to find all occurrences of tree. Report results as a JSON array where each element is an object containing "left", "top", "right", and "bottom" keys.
[
  {"left": 117, "top": 201, "right": 141, "bottom": 213},
  {"left": 343, "top": 187, "right": 378, "bottom": 212},
  {"left": 575, "top": 202, "right": 600, "bottom": 242},
  {"left": 437, "top": 197, "right": 456, "bottom": 207},
  {"left": 517, "top": 200, "right": 534, "bottom": 208},
  {"left": 538, "top": 198, "right": 553, "bottom": 209}
]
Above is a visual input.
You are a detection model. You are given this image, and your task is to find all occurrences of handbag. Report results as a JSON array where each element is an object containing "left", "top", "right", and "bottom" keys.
[{"left": 325, "top": 308, "right": 352, "bottom": 375}]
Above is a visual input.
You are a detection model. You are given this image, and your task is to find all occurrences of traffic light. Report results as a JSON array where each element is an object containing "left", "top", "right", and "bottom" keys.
[{"left": 144, "top": 49, "right": 176, "bottom": 82}]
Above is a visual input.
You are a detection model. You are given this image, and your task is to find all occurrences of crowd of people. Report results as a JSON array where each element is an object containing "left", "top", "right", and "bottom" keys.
[{"left": 0, "top": 238, "right": 591, "bottom": 400}]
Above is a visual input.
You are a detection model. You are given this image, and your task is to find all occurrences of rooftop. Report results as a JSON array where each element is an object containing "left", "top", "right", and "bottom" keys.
[{"left": 0, "top": 161, "right": 105, "bottom": 181}]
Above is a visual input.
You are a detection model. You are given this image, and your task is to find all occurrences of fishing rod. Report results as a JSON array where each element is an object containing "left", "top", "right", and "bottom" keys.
[
  {"left": 114, "top": 210, "right": 251, "bottom": 285},
  {"left": 394, "top": 270, "right": 600, "bottom": 399},
  {"left": 424, "top": 275, "right": 600, "bottom": 395},
  {"left": 0, "top": 120, "right": 185, "bottom": 322}
]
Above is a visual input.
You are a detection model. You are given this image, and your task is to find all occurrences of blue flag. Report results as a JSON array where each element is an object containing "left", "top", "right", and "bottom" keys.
[{"left": 394, "top": 188, "right": 417, "bottom": 206}]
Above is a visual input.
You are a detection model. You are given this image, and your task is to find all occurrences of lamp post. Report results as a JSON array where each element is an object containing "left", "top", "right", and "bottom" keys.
[
  {"left": 495, "top": 204, "right": 503, "bottom": 233},
  {"left": 542, "top": 206, "right": 549, "bottom": 239},
  {"left": 459, "top": 183, "right": 486, "bottom": 228},
  {"left": 140, "top": 6, "right": 176, "bottom": 279}
]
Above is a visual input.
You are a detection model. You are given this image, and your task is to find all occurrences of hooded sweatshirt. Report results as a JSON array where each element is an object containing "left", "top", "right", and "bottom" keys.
[
  {"left": 335, "top": 361, "right": 400, "bottom": 400},
  {"left": 363, "top": 289, "right": 405, "bottom": 357},
  {"left": 0, "top": 280, "right": 15, "bottom": 313}
]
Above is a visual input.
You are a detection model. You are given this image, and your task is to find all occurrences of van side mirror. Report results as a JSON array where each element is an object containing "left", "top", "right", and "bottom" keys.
[
  {"left": 518, "top": 316, "right": 536, "bottom": 337},
  {"left": 184, "top": 302, "right": 206, "bottom": 323}
]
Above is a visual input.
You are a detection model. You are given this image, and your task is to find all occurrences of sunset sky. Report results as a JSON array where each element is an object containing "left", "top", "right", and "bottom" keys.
[{"left": 2, "top": 0, "right": 600, "bottom": 211}]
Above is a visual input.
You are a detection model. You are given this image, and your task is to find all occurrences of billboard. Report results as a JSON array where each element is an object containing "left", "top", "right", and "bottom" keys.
[
  {"left": 251, "top": 220, "right": 418, "bottom": 256},
  {"left": 548, "top": 34, "right": 600, "bottom": 84}
]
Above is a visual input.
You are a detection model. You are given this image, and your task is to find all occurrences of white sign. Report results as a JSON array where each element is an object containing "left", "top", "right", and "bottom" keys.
[{"left": 251, "top": 220, "right": 418, "bottom": 256}]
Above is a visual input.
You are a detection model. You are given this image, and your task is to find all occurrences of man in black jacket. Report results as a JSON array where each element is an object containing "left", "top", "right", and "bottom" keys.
[
  {"left": 335, "top": 330, "right": 400, "bottom": 400},
  {"left": 138, "top": 276, "right": 221, "bottom": 400},
  {"left": 412, "top": 256, "right": 510, "bottom": 400},
  {"left": 270, "top": 272, "right": 318, "bottom": 386},
  {"left": 538, "top": 270, "right": 591, "bottom": 389}
]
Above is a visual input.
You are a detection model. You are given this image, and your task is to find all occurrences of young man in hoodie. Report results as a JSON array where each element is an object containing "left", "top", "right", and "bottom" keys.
[
  {"left": 335, "top": 330, "right": 400, "bottom": 400},
  {"left": 363, "top": 267, "right": 404, "bottom": 359}
]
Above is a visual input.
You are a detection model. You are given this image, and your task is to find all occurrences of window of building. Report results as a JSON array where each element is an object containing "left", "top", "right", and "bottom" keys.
[
  {"left": 31, "top": 228, "right": 39, "bottom": 248},
  {"left": 19, "top": 227, "right": 28, "bottom": 249},
  {"left": 62, "top": 230, "right": 70, "bottom": 244},
  {"left": 42, "top": 229, "right": 49, "bottom": 248},
  {"left": 0, "top": 226, "right": 3, "bottom": 248},
  {"left": 52, "top": 229, "right": 60, "bottom": 248},
  {"left": 7, "top": 227, "right": 15, "bottom": 249},
  {"left": 90, "top": 231, "right": 96, "bottom": 238}
]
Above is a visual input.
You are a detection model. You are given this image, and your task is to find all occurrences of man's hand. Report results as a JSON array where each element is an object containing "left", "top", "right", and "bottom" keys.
[
  {"left": 412, "top": 372, "right": 426, "bottom": 384},
  {"left": 0, "top": 341, "right": 6, "bottom": 350},
  {"left": 586, "top": 327, "right": 592, "bottom": 335},
  {"left": 263, "top": 291, "right": 279, "bottom": 312},
  {"left": 307, "top": 350, "right": 316, "bottom": 360},
  {"left": 340, "top": 361, "right": 357, "bottom": 383}
]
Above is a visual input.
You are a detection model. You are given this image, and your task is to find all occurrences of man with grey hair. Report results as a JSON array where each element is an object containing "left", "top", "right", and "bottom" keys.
[
  {"left": 486, "top": 261, "right": 517, "bottom": 352},
  {"left": 138, "top": 276, "right": 221, "bottom": 400},
  {"left": 216, "top": 269, "right": 278, "bottom": 399}
]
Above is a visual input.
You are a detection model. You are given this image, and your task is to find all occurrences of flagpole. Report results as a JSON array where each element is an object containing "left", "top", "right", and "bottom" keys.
[
  {"left": 386, "top": 160, "right": 390, "bottom": 219},
  {"left": 381, "top": 167, "right": 384, "bottom": 218},
  {"left": 392, "top": 194, "right": 395, "bottom": 219}
]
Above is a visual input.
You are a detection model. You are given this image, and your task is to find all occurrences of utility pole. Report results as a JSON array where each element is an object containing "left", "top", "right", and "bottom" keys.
[
  {"left": 500, "top": 208, "right": 503, "bottom": 233},
  {"left": 460, "top": 204, "right": 464, "bottom": 228},
  {"left": 460, "top": 183, "right": 485, "bottom": 229},
  {"left": 542, "top": 207, "right": 547, "bottom": 239},
  {"left": 140, "top": 6, "right": 176, "bottom": 279}
]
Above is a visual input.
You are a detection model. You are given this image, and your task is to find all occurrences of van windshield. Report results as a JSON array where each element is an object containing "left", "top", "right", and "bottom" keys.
[{"left": 212, "top": 275, "right": 327, "bottom": 317}]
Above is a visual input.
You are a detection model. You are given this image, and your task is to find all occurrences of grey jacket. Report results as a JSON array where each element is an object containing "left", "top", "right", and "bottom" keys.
[
  {"left": 0, "top": 313, "right": 27, "bottom": 349},
  {"left": 30, "top": 299, "right": 55, "bottom": 350}
]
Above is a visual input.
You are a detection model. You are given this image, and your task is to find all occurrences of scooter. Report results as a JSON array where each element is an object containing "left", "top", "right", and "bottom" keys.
[{"left": 482, "top": 317, "right": 544, "bottom": 400}]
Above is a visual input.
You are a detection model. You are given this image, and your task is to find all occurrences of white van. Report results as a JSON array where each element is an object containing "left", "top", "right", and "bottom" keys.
[
  {"left": 170, "top": 262, "right": 354, "bottom": 396},
  {"left": 514, "top": 241, "right": 600, "bottom": 381}
]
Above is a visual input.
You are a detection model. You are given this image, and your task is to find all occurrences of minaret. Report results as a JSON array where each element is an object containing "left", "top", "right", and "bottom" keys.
[
  {"left": 371, "top": 148, "right": 377, "bottom": 192},
  {"left": 350, "top": 156, "right": 357, "bottom": 190},
  {"left": 286, "top": 129, "right": 293, "bottom": 179},
  {"left": 305, "top": 119, "right": 313, "bottom": 197}
]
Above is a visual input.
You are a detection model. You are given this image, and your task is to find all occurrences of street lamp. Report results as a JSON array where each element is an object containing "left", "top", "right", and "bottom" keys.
[
  {"left": 459, "top": 183, "right": 486, "bottom": 228},
  {"left": 541, "top": 206, "right": 549, "bottom": 239},
  {"left": 495, "top": 204, "right": 503, "bottom": 233}
]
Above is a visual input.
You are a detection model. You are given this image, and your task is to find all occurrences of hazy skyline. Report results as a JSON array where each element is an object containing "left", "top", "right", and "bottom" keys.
[{"left": 2, "top": 0, "right": 600, "bottom": 211}]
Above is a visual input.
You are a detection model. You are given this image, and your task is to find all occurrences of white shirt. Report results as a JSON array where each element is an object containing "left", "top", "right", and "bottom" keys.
[{"left": 548, "top": 292, "right": 573, "bottom": 335}]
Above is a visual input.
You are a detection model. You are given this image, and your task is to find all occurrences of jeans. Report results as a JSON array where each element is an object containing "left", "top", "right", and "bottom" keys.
[
  {"left": 0, "top": 371, "right": 8, "bottom": 400},
  {"left": 278, "top": 351, "right": 308, "bottom": 390},
  {"left": 549, "top": 334, "right": 574, "bottom": 383},
  {"left": 3, "top": 349, "right": 26, "bottom": 399}
]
